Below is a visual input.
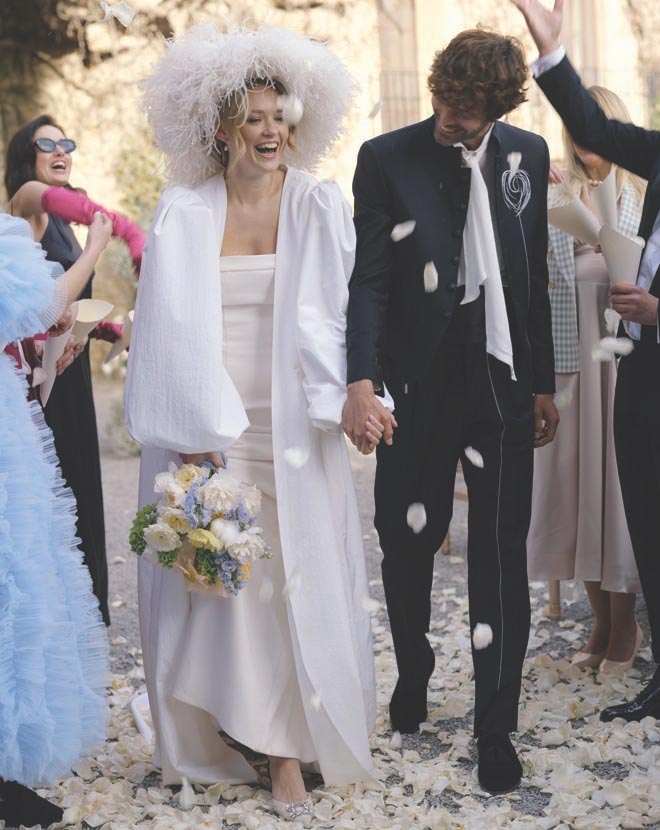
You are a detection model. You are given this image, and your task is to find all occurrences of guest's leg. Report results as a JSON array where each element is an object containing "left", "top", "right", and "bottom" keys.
[
  {"left": 583, "top": 581, "right": 611, "bottom": 655},
  {"left": 614, "top": 350, "right": 660, "bottom": 664},
  {"left": 463, "top": 351, "right": 533, "bottom": 737},
  {"left": 605, "top": 592, "right": 638, "bottom": 662}
]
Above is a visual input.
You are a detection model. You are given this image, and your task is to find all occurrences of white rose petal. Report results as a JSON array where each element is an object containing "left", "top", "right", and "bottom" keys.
[
  {"left": 423, "top": 261, "right": 439, "bottom": 293},
  {"left": 361, "top": 595, "right": 381, "bottom": 614},
  {"left": 554, "top": 387, "right": 573, "bottom": 410},
  {"left": 591, "top": 344, "right": 613, "bottom": 362},
  {"left": 391, "top": 221, "right": 416, "bottom": 242},
  {"left": 604, "top": 307, "right": 621, "bottom": 336},
  {"left": 143, "top": 522, "right": 182, "bottom": 553},
  {"left": 368, "top": 100, "right": 382, "bottom": 119},
  {"left": 283, "top": 446, "right": 310, "bottom": 469},
  {"left": 258, "top": 577, "right": 274, "bottom": 603},
  {"left": 179, "top": 776, "right": 195, "bottom": 810},
  {"left": 472, "top": 623, "right": 493, "bottom": 650},
  {"left": 282, "top": 570, "right": 302, "bottom": 599},
  {"left": 464, "top": 446, "right": 484, "bottom": 469},
  {"left": 310, "top": 690, "right": 322, "bottom": 711},
  {"left": 210, "top": 518, "right": 241, "bottom": 550},
  {"left": 100, "top": 0, "right": 136, "bottom": 27},
  {"left": 599, "top": 336, "right": 634, "bottom": 356},
  {"left": 112, "top": 556, "right": 126, "bottom": 565},
  {"left": 277, "top": 93, "right": 304, "bottom": 126},
  {"left": 390, "top": 731, "right": 402, "bottom": 749},
  {"left": 406, "top": 503, "right": 427, "bottom": 534}
]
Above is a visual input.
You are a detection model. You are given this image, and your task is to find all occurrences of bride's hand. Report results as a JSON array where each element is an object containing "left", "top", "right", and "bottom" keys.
[{"left": 180, "top": 452, "right": 225, "bottom": 468}]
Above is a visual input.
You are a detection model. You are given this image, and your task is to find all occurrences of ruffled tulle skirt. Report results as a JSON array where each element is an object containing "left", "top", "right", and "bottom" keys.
[{"left": 0, "top": 356, "right": 109, "bottom": 787}]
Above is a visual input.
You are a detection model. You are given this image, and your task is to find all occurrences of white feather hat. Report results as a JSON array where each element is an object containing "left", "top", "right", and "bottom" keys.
[{"left": 143, "top": 21, "right": 357, "bottom": 187}]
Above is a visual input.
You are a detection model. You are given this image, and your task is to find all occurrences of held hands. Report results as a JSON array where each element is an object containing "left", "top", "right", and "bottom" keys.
[
  {"left": 341, "top": 379, "right": 398, "bottom": 455},
  {"left": 180, "top": 452, "right": 226, "bottom": 468},
  {"left": 55, "top": 335, "right": 88, "bottom": 375},
  {"left": 533, "top": 393, "right": 560, "bottom": 448},
  {"left": 85, "top": 212, "right": 113, "bottom": 257},
  {"left": 610, "top": 284, "right": 659, "bottom": 326},
  {"left": 509, "top": 0, "right": 564, "bottom": 57}
]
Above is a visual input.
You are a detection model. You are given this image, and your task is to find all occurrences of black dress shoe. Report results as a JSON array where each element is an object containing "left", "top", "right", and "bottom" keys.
[
  {"left": 600, "top": 678, "right": 660, "bottom": 723},
  {"left": 0, "top": 779, "right": 64, "bottom": 829},
  {"left": 389, "top": 646, "right": 435, "bottom": 733},
  {"left": 477, "top": 734, "right": 523, "bottom": 795}
]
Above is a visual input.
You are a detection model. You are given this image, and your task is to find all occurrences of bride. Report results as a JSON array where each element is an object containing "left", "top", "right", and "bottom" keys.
[{"left": 124, "top": 22, "right": 385, "bottom": 824}]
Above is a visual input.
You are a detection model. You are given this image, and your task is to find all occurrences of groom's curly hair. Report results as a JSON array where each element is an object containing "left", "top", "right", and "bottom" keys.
[{"left": 428, "top": 29, "right": 528, "bottom": 121}]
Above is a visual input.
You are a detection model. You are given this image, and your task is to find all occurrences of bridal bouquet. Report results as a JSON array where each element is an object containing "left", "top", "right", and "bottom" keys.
[{"left": 129, "top": 461, "right": 270, "bottom": 596}]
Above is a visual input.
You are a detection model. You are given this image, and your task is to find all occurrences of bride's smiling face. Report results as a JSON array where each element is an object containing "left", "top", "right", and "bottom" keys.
[{"left": 220, "top": 87, "right": 290, "bottom": 177}]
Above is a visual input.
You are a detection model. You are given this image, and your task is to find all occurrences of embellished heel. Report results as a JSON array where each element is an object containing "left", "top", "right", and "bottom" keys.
[{"left": 270, "top": 796, "right": 314, "bottom": 826}]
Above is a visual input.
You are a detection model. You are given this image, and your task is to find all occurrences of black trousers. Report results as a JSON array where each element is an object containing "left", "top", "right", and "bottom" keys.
[
  {"left": 614, "top": 343, "right": 660, "bottom": 672},
  {"left": 375, "top": 343, "right": 533, "bottom": 735}
]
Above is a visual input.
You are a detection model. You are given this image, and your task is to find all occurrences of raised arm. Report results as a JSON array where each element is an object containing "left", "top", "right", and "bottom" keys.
[{"left": 511, "top": 0, "right": 660, "bottom": 180}]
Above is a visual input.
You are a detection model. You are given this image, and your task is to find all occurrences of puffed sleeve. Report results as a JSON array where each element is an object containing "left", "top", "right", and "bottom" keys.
[
  {"left": 0, "top": 214, "right": 66, "bottom": 344},
  {"left": 295, "top": 180, "right": 355, "bottom": 432}
]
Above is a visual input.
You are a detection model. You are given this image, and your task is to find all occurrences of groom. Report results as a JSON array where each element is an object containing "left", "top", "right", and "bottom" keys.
[{"left": 343, "top": 29, "right": 558, "bottom": 793}]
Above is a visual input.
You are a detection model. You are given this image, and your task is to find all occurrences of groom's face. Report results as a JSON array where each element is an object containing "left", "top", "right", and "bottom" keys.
[{"left": 431, "top": 95, "right": 491, "bottom": 150}]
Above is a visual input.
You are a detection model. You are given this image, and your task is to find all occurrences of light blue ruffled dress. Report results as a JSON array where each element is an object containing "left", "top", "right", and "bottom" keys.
[{"left": 0, "top": 214, "right": 108, "bottom": 787}]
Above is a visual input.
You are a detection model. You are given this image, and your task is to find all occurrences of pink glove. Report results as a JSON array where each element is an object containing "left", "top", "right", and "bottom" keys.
[
  {"left": 90, "top": 321, "right": 123, "bottom": 344},
  {"left": 41, "top": 186, "right": 145, "bottom": 274}
]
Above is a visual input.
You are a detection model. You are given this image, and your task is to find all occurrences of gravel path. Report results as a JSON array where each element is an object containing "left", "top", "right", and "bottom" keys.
[{"left": 53, "top": 379, "right": 658, "bottom": 830}]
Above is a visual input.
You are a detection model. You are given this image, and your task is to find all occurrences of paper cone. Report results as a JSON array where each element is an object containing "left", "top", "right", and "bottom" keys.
[
  {"left": 548, "top": 199, "right": 601, "bottom": 247},
  {"left": 103, "top": 309, "right": 134, "bottom": 364},
  {"left": 71, "top": 299, "right": 114, "bottom": 342},
  {"left": 599, "top": 225, "right": 645, "bottom": 285},
  {"left": 589, "top": 169, "right": 618, "bottom": 230},
  {"left": 40, "top": 307, "right": 78, "bottom": 406}
]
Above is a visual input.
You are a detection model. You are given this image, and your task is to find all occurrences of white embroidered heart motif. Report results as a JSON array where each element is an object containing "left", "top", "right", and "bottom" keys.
[{"left": 501, "top": 168, "right": 531, "bottom": 217}]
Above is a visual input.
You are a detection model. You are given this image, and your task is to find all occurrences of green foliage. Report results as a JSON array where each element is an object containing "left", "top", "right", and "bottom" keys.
[
  {"left": 194, "top": 548, "right": 219, "bottom": 585},
  {"left": 129, "top": 504, "right": 158, "bottom": 555},
  {"left": 157, "top": 549, "right": 179, "bottom": 569}
]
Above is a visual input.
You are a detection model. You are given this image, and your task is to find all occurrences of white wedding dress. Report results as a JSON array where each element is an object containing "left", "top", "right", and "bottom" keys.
[{"left": 171, "top": 255, "right": 315, "bottom": 760}]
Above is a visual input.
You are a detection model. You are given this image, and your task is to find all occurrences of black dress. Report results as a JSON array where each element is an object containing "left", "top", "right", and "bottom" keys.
[{"left": 40, "top": 214, "right": 110, "bottom": 625}]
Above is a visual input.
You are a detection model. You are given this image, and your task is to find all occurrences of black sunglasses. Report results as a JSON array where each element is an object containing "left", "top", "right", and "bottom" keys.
[{"left": 34, "top": 137, "right": 77, "bottom": 154}]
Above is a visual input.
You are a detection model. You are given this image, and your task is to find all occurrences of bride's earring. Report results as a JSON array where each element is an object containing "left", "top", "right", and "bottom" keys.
[{"left": 214, "top": 139, "right": 229, "bottom": 169}]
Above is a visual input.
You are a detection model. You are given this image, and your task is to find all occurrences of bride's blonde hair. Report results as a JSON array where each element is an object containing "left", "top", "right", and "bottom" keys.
[{"left": 562, "top": 85, "right": 646, "bottom": 207}]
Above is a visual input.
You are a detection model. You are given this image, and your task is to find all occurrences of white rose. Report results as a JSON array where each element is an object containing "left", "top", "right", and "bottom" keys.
[
  {"left": 210, "top": 518, "right": 241, "bottom": 550},
  {"left": 241, "top": 484, "right": 262, "bottom": 517},
  {"left": 154, "top": 472, "right": 185, "bottom": 507},
  {"left": 229, "top": 527, "right": 267, "bottom": 564},
  {"left": 143, "top": 522, "right": 182, "bottom": 553},
  {"left": 197, "top": 474, "right": 239, "bottom": 515}
]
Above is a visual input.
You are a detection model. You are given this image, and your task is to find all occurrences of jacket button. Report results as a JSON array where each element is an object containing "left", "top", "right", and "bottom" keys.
[{"left": 451, "top": 256, "right": 460, "bottom": 265}]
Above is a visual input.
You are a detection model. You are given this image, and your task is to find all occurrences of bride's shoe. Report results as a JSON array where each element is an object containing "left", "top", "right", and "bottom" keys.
[
  {"left": 571, "top": 650, "right": 605, "bottom": 669},
  {"left": 599, "top": 624, "right": 643, "bottom": 675},
  {"left": 270, "top": 796, "right": 314, "bottom": 826}
]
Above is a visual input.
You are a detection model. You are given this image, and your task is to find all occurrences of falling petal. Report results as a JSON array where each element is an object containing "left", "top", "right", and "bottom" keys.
[
  {"left": 111, "top": 598, "right": 125, "bottom": 609},
  {"left": 464, "top": 446, "right": 484, "bottom": 469},
  {"left": 472, "top": 623, "right": 493, "bottom": 650},
  {"left": 283, "top": 446, "right": 310, "bottom": 469},
  {"left": 258, "top": 576, "right": 274, "bottom": 603},
  {"left": 599, "top": 336, "right": 634, "bottom": 356},
  {"left": 361, "top": 595, "right": 380, "bottom": 614},
  {"left": 31, "top": 367, "right": 47, "bottom": 386},
  {"left": 591, "top": 344, "right": 612, "bottom": 362},
  {"left": 99, "top": 0, "right": 135, "bottom": 26},
  {"left": 277, "top": 94, "right": 304, "bottom": 126},
  {"left": 179, "top": 776, "right": 195, "bottom": 810},
  {"left": 604, "top": 307, "right": 621, "bottom": 336},
  {"left": 368, "top": 100, "right": 382, "bottom": 119},
  {"left": 282, "top": 570, "right": 302, "bottom": 599},
  {"left": 112, "top": 555, "right": 126, "bottom": 565},
  {"left": 423, "top": 261, "right": 438, "bottom": 293},
  {"left": 406, "top": 502, "right": 427, "bottom": 534},
  {"left": 391, "top": 221, "right": 416, "bottom": 242},
  {"left": 507, "top": 151, "right": 522, "bottom": 176},
  {"left": 310, "top": 690, "right": 322, "bottom": 711},
  {"left": 390, "top": 731, "right": 402, "bottom": 749},
  {"left": 554, "top": 386, "right": 573, "bottom": 411}
]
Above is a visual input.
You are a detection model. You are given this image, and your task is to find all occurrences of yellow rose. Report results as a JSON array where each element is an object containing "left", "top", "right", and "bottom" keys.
[
  {"left": 187, "top": 528, "right": 221, "bottom": 550},
  {"left": 161, "top": 508, "right": 190, "bottom": 534},
  {"left": 175, "top": 464, "right": 202, "bottom": 491}
]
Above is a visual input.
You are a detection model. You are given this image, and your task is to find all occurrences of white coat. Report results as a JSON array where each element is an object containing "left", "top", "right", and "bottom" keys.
[{"left": 124, "top": 168, "right": 377, "bottom": 786}]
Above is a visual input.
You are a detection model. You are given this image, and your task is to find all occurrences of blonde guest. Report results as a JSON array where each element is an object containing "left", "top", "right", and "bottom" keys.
[{"left": 528, "top": 86, "right": 644, "bottom": 673}]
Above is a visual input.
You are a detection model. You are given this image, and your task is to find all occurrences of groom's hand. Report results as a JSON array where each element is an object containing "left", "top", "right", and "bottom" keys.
[
  {"left": 342, "top": 379, "right": 397, "bottom": 454},
  {"left": 533, "top": 394, "right": 560, "bottom": 448},
  {"left": 180, "top": 451, "right": 225, "bottom": 468},
  {"left": 509, "top": 0, "right": 564, "bottom": 57}
]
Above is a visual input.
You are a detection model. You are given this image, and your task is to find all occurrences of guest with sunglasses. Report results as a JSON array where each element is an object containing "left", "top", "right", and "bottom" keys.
[{"left": 4, "top": 114, "right": 146, "bottom": 626}]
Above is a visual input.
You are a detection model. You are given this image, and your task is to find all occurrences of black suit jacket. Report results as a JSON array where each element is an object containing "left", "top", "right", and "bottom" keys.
[
  {"left": 346, "top": 117, "right": 554, "bottom": 394},
  {"left": 536, "top": 54, "right": 660, "bottom": 338}
]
